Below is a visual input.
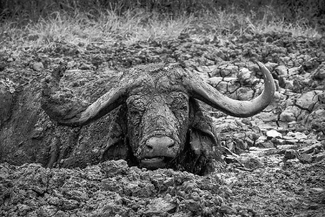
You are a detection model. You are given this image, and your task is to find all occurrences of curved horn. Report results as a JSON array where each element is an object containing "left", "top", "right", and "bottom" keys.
[
  {"left": 42, "top": 75, "right": 135, "bottom": 127},
  {"left": 184, "top": 62, "right": 275, "bottom": 117}
]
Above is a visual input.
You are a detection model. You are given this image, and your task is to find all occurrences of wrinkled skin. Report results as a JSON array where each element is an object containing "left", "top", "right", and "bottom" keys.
[
  {"left": 127, "top": 91, "right": 189, "bottom": 167},
  {"left": 41, "top": 62, "right": 275, "bottom": 174},
  {"left": 123, "top": 67, "right": 193, "bottom": 168}
]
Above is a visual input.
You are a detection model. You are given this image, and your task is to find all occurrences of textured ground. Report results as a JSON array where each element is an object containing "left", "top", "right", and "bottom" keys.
[{"left": 0, "top": 30, "right": 325, "bottom": 216}]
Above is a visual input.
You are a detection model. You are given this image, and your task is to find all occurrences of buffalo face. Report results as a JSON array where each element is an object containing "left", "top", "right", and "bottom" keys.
[{"left": 127, "top": 90, "right": 190, "bottom": 169}]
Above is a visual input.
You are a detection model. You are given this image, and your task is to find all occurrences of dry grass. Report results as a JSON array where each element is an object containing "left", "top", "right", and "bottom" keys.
[
  {"left": 0, "top": 9, "right": 194, "bottom": 50},
  {"left": 0, "top": 7, "right": 321, "bottom": 51}
]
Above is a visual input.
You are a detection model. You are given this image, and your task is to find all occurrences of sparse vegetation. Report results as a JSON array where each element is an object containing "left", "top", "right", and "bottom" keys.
[{"left": 0, "top": 1, "right": 323, "bottom": 51}]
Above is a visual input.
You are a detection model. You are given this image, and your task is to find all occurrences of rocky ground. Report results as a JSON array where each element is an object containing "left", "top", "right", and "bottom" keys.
[{"left": 0, "top": 29, "right": 325, "bottom": 216}]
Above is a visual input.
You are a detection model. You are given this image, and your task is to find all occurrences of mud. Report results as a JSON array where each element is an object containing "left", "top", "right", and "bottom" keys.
[{"left": 0, "top": 31, "right": 325, "bottom": 216}]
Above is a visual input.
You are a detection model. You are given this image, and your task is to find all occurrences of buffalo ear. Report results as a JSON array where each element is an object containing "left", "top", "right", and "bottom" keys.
[
  {"left": 188, "top": 100, "right": 223, "bottom": 174},
  {"left": 101, "top": 105, "right": 131, "bottom": 162},
  {"left": 189, "top": 114, "right": 221, "bottom": 160}
]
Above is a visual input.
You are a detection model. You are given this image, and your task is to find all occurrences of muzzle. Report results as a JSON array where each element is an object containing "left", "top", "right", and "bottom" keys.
[{"left": 140, "top": 135, "right": 179, "bottom": 169}]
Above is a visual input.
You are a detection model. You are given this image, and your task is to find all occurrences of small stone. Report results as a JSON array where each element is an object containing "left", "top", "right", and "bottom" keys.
[
  {"left": 312, "top": 152, "right": 325, "bottom": 163},
  {"left": 288, "top": 67, "right": 301, "bottom": 76},
  {"left": 145, "top": 197, "right": 176, "bottom": 215},
  {"left": 67, "top": 61, "right": 76, "bottom": 68},
  {"left": 32, "top": 62, "right": 44, "bottom": 71},
  {"left": 236, "top": 87, "right": 254, "bottom": 100},
  {"left": 238, "top": 68, "right": 252, "bottom": 81},
  {"left": 280, "top": 111, "right": 296, "bottom": 122},
  {"left": 296, "top": 91, "right": 321, "bottom": 110},
  {"left": 310, "top": 188, "right": 324, "bottom": 193},
  {"left": 298, "top": 153, "right": 313, "bottom": 164},
  {"left": 266, "top": 130, "right": 282, "bottom": 138},
  {"left": 240, "top": 156, "right": 264, "bottom": 169},
  {"left": 185, "top": 199, "right": 201, "bottom": 212},
  {"left": 261, "top": 141, "right": 275, "bottom": 148},
  {"left": 79, "top": 63, "right": 93, "bottom": 70},
  {"left": 284, "top": 79, "right": 294, "bottom": 89},
  {"left": 312, "top": 62, "right": 325, "bottom": 80},
  {"left": 208, "top": 77, "right": 223, "bottom": 85},
  {"left": 219, "top": 205, "right": 236, "bottom": 214},
  {"left": 275, "top": 65, "right": 288, "bottom": 76},
  {"left": 286, "top": 132, "right": 307, "bottom": 140},
  {"left": 284, "top": 150, "right": 296, "bottom": 160},
  {"left": 256, "top": 136, "right": 267, "bottom": 144},
  {"left": 264, "top": 62, "right": 277, "bottom": 70}
]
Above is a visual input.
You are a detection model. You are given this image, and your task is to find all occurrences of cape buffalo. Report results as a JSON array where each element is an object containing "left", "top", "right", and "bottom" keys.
[{"left": 42, "top": 62, "right": 275, "bottom": 174}]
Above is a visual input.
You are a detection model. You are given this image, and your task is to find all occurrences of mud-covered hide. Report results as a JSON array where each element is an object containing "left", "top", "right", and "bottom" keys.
[
  {"left": 40, "top": 61, "right": 274, "bottom": 175},
  {"left": 59, "top": 99, "right": 221, "bottom": 175},
  {"left": 0, "top": 68, "right": 129, "bottom": 168},
  {"left": 40, "top": 68, "right": 139, "bottom": 169},
  {"left": 0, "top": 65, "right": 222, "bottom": 175},
  {"left": 42, "top": 65, "right": 222, "bottom": 175}
]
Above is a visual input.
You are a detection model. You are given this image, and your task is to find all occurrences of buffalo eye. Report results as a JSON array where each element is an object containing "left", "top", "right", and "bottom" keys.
[
  {"left": 127, "top": 99, "right": 145, "bottom": 125},
  {"left": 128, "top": 108, "right": 143, "bottom": 125},
  {"left": 169, "top": 97, "right": 188, "bottom": 116}
]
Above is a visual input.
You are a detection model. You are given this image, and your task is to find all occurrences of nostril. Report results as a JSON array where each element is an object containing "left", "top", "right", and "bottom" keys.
[
  {"left": 167, "top": 142, "right": 175, "bottom": 149},
  {"left": 146, "top": 144, "right": 153, "bottom": 150},
  {"left": 145, "top": 136, "right": 176, "bottom": 152}
]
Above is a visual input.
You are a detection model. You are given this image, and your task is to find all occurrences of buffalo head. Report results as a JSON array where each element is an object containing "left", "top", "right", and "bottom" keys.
[{"left": 42, "top": 62, "right": 275, "bottom": 174}]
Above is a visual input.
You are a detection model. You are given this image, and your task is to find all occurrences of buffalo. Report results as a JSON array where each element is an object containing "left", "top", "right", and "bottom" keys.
[{"left": 42, "top": 62, "right": 275, "bottom": 175}]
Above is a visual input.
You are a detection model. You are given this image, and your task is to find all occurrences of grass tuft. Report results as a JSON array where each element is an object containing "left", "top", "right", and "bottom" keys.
[{"left": 0, "top": 7, "right": 321, "bottom": 51}]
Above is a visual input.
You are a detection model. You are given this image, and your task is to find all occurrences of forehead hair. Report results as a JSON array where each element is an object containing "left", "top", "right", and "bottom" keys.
[{"left": 125, "top": 65, "right": 188, "bottom": 96}]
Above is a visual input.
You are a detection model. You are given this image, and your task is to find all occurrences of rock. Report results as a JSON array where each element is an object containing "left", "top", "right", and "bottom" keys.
[
  {"left": 296, "top": 91, "right": 322, "bottom": 110},
  {"left": 67, "top": 61, "right": 76, "bottom": 69},
  {"left": 219, "top": 205, "right": 237, "bottom": 214},
  {"left": 79, "top": 63, "right": 93, "bottom": 70},
  {"left": 254, "top": 110, "right": 278, "bottom": 123},
  {"left": 300, "top": 143, "right": 324, "bottom": 154},
  {"left": 298, "top": 153, "right": 313, "bottom": 164},
  {"left": 237, "top": 68, "right": 252, "bottom": 81},
  {"left": 279, "top": 107, "right": 298, "bottom": 122},
  {"left": 255, "top": 136, "right": 275, "bottom": 148},
  {"left": 284, "top": 150, "right": 297, "bottom": 160},
  {"left": 220, "top": 64, "right": 238, "bottom": 77},
  {"left": 235, "top": 87, "right": 254, "bottom": 100},
  {"left": 310, "top": 188, "right": 324, "bottom": 193},
  {"left": 196, "top": 65, "right": 210, "bottom": 74},
  {"left": 144, "top": 197, "right": 176, "bottom": 215},
  {"left": 286, "top": 132, "right": 307, "bottom": 141},
  {"left": 239, "top": 156, "right": 264, "bottom": 170},
  {"left": 284, "top": 78, "right": 294, "bottom": 89},
  {"left": 288, "top": 67, "right": 302, "bottom": 76},
  {"left": 264, "top": 62, "right": 277, "bottom": 70},
  {"left": 266, "top": 130, "right": 282, "bottom": 138},
  {"left": 275, "top": 65, "right": 288, "bottom": 76},
  {"left": 274, "top": 91, "right": 286, "bottom": 102},
  {"left": 32, "top": 62, "right": 44, "bottom": 71},
  {"left": 208, "top": 77, "right": 223, "bottom": 85},
  {"left": 312, "top": 62, "right": 325, "bottom": 80},
  {"left": 308, "top": 111, "right": 325, "bottom": 132},
  {"left": 313, "top": 152, "right": 325, "bottom": 163}
]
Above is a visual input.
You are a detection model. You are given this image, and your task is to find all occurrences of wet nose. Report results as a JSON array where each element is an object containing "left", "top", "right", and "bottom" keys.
[{"left": 145, "top": 136, "right": 175, "bottom": 153}]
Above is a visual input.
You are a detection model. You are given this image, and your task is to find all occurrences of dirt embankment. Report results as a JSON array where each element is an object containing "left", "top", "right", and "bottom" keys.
[{"left": 0, "top": 32, "right": 325, "bottom": 216}]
